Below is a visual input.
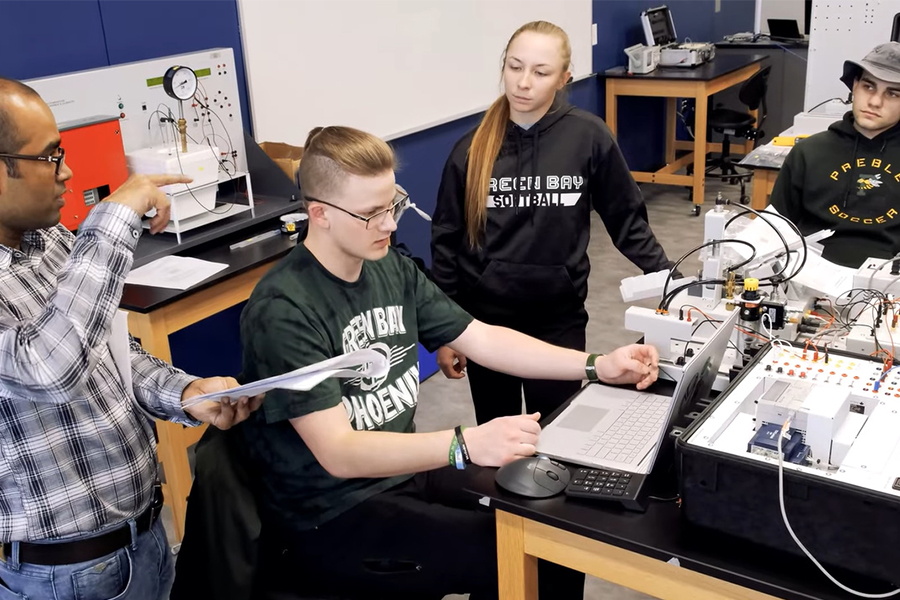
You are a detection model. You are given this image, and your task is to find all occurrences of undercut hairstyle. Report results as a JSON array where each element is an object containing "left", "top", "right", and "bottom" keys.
[{"left": 298, "top": 126, "right": 396, "bottom": 203}]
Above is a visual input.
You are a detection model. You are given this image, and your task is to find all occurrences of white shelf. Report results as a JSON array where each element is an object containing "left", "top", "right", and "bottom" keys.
[
  {"left": 165, "top": 170, "right": 249, "bottom": 197},
  {"left": 143, "top": 203, "right": 252, "bottom": 234}
]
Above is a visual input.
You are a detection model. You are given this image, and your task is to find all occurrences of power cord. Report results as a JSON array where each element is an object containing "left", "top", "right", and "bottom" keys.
[
  {"left": 777, "top": 418, "right": 900, "bottom": 598},
  {"left": 165, "top": 118, "right": 236, "bottom": 216}
]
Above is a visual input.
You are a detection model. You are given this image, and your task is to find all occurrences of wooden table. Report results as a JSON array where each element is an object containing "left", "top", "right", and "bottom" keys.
[
  {"left": 496, "top": 510, "right": 781, "bottom": 600},
  {"left": 603, "top": 55, "right": 767, "bottom": 214},
  {"left": 122, "top": 230, "right": 298, "bottom": 542},
  {"left": 750, "top": 166, "right": 779, "bottom": 210}
]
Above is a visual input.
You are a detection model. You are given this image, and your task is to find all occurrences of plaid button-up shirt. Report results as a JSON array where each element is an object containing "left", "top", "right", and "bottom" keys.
[{"left": 0, "top": 202, "right": 197, "bottom": 542}]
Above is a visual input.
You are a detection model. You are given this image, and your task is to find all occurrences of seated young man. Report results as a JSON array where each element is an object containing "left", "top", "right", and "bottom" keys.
[
  {"left": 240, "top": 125, "right": 659, "bottom": 599},
  {"left": 770, "top": 42, "right": 900, "bottom": 268}
]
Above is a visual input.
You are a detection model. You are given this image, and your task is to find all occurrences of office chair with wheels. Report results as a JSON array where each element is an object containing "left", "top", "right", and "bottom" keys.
[{"left": 705, "top": 65, "right": 772, "bottom": 203}]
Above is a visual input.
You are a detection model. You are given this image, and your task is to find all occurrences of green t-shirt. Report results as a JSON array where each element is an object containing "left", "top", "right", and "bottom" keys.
[{"left": 240, "top": 244, "right": 473, "bottom": 531}]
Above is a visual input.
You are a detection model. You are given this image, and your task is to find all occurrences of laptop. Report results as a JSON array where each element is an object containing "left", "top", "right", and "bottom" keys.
[
  {"left": 767, "top": 19, "right": 804, "bottom": 41},
  {"left": 537, "top": 309, "right": 739, "bottom": 510}
]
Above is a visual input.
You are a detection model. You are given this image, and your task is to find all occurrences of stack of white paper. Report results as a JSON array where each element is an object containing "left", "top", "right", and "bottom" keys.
[{"left": 181, "top": 348, "right": 390, "bottom": 408}]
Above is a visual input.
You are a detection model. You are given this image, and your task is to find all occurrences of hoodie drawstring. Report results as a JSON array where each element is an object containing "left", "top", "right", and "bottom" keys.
[
  {"left": 842, "top": 136, "right": 861, "bottom": 209},
  {"left": 514, "top": 132, "right": 523, "bottom": 215},
  {"left": 530, "top": 127, "right": 541, "bottom": 226}
]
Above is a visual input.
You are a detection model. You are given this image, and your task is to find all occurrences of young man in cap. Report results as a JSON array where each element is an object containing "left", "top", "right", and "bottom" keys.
[{"left": 770, "top": 42, "right": 900, "bottom": 268}]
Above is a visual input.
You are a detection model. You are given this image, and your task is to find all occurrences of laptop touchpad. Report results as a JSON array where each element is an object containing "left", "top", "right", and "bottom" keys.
[{"left": 557, "top": 405, "right": 609, "bottom": 432}]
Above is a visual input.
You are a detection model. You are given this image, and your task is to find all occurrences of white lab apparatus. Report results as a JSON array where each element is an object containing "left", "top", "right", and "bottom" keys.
[
  {"left": 126, "top": 145, "right": 220, "bottom": 222},
  {"left": 26, "top": 49, "right": 256, "bottom": 245}
]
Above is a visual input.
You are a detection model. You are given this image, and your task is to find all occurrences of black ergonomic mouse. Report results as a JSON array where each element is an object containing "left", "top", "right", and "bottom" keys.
[{"left": 495, "top": 455, "right": 571, "bottom": 498}]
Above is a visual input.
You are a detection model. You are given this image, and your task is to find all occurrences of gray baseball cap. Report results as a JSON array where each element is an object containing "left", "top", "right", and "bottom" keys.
[{"left": 841, "top": 42, "right": 900, "bottom": 90}]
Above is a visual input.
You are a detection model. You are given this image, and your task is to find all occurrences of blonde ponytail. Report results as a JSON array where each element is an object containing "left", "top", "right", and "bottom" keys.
[
  {"left": 463, "top": 20, "right": 571, "bottom": 249},
  {"left": 465, "top": 96, "right": 509, "bottom": 248}
]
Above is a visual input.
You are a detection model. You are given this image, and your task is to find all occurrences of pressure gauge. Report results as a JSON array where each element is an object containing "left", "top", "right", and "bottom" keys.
[{"left": 162, "top": 66, "right": 198, "bottom": 101}]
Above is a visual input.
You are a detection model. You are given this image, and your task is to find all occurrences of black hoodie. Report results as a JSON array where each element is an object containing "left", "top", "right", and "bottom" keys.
[
  {"left": 430, "top": 97, "right": 672, "bottom": 326},
  {"left": 770, "top": 112, "right": 900, "bottom": 268}
]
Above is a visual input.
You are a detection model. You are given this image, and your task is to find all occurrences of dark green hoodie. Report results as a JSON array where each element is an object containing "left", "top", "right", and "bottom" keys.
[{"left": 770, "top": 111, "right": 900, "bottom": 268}]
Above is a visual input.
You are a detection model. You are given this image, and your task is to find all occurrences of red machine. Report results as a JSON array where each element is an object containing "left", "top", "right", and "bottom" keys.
[{"left": 58, "top": 116, "right": 129, "bottom": 230}]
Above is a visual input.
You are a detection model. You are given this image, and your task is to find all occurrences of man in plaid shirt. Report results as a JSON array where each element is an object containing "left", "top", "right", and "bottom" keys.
[{"left": 0, "top": 78, "right": 262, "bottom": 599}]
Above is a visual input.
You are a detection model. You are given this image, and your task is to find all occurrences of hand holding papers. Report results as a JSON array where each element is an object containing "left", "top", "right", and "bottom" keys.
[{"left": 181, "top": 348, "right": 390, "bottom": 409}]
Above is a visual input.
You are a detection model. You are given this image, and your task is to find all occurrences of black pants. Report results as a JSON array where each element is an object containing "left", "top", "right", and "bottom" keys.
[
  {"left": 468, "top": 318, "right": 587, "bottom": 425},
  {"left": 276, "top": 467, "right": 584, "bottom": 600}
]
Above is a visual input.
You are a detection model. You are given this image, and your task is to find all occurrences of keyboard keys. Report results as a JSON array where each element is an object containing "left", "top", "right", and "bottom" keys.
[
  {"left": 565, "top": 470, "right": 645, "bottom": 509},
  {"left": 577, "top": 397, "right": 668, "bottom": 468}
]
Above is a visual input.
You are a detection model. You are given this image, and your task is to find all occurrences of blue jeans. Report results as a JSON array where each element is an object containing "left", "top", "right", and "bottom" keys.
[{"left": 0, "top": 518, "right": 173, "bottom": 600}]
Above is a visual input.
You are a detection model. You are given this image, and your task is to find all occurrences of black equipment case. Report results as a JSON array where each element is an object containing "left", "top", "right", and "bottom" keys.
[{"left": 676, "top": 344, "right": 900, "bottom": 586}]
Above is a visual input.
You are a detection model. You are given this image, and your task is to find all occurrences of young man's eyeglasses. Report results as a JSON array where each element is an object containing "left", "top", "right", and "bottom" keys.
[
  {"left": 305, "top": 190, "right": 410, "bottom": 229},
  {"left": 0, "top": 147, "right": 66, "bottom": 176}
]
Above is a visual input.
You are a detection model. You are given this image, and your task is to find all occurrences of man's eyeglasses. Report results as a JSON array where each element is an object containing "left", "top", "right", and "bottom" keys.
[
  {"left": 0, "top": 147, "right": 66, "bottom": 176},
  {"left": 305, "top": 189, "right": 410, "bottom": 229}
]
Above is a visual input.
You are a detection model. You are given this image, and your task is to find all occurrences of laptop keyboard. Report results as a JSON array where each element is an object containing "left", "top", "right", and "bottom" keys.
[{"left": 575, "top": 394, "right": 670, "bottom": 466}]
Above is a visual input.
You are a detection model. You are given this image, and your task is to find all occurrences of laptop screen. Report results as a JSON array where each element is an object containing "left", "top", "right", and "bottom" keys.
[{"left": 767, "top": 19, "right": 803, "bottom": 40}]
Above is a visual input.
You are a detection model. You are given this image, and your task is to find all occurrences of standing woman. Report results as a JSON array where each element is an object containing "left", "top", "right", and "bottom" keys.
[{"left": 431, "top": 21, "right": 673, "bottom": 423}]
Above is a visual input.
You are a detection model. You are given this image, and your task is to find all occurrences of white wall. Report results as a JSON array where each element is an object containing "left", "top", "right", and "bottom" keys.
[
  {"left": 805, "top": 0, "right": 900, "bottom": 110},
  {"left": 238, "top": 0, "right": 592, "bottom": 145}
]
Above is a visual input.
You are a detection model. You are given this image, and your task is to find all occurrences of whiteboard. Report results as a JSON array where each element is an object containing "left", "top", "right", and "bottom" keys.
[
  {"left": 237, "top": 0, "right": 592, "bottom": 144},
  {"left": 805, "top": 0, "right": 900, "bottom": 110}
]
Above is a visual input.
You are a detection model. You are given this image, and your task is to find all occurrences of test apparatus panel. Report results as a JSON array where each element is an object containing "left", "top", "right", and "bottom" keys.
[
  {"left": 685, "top": 343, "right": 900, "bottom": 496},
  {"left": 26, "top": 48, "right": 247, "bottom": 174}
]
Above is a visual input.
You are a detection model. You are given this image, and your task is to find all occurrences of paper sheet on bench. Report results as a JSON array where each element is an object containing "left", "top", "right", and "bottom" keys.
[
  {"left": 126, "top": 256, "right": 229, "bottom": 290},
  {"left": 181, "top": 348, "right": 389, "bottom": 408}
]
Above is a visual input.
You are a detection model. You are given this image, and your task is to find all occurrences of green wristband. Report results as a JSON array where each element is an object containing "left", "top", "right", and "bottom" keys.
[
  {"left": 449, "top": 435, "right": 459, "bottom": 467},
  {"left": 585, "top": 353, "right": 602, "bottom": 382}
]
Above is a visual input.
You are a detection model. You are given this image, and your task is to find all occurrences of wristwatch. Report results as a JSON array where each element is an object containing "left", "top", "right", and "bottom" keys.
[{"left": 585, "top": 353, "right": 602, "bottom": 382}]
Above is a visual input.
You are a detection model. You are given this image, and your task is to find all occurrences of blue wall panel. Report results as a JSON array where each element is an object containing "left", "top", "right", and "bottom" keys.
[
  {"left": 169, "top": 302, "right": 246, "bottom": 379},
  {"left": 391, "top": 113, "right": 483, "bottom": 268},
  {"left": 713, "top": 0, "right": 757, "bottom": 41},
  {"left": 0, "top": 1, "right": 109, "bottom": 80},
  {"left": 98, "top": 0, "right": 253, "bottom": 134}
]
